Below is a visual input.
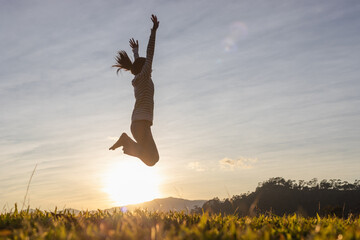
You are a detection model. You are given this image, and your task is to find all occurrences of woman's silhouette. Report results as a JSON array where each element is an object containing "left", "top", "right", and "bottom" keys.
[{"left": 109, "top": 14, "right": 160, "bottom": 167}]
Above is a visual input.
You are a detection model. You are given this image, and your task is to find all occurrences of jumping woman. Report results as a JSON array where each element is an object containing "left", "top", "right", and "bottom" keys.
[{"left": 109, "top": 14, "right": 160, "bottom": 167}]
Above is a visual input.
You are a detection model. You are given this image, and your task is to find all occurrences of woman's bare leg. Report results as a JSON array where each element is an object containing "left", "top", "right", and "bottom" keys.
[
  {"left": 131, "top": 120, "right": 159, "bottom": 166},
  {"left": 109, "top": 121, "right": 159, "bottom": 166}
]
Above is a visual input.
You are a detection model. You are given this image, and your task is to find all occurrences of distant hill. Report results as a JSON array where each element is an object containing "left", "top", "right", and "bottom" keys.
[
  {"left": 21, "top": 198, "right": 206, "bottom": 214},
  {"left": 108, "top": 197, "right": 207, "bottom": 213}
]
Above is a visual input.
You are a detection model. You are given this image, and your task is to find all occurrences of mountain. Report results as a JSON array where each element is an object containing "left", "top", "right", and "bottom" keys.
[{"left": 107, "top": 197, "right": 207, "bottom": 213}]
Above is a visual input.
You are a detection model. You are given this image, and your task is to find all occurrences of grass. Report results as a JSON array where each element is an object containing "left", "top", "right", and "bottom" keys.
[{"left": 1, "top": 205, "right": 360, "bottom": 239}]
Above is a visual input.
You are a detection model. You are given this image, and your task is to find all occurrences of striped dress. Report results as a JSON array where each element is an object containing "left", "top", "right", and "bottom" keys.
[{"left": 131, "top": 29, "right": 156, "bottom": 125}]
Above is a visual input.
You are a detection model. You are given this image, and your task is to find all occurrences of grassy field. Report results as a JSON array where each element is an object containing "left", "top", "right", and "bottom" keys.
[{"left": 1, "top": 206, "right": 360, "bottom": 239}]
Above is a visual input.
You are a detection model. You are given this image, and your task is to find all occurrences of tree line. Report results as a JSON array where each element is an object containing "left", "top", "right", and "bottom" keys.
[{"left": 193, "top": 177, "right": 360, "bottom": 217}]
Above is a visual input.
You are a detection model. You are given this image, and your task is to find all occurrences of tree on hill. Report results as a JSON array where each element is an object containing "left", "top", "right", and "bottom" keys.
[{"left": 196, "top": 177, "right": 360, "bottom": 217}]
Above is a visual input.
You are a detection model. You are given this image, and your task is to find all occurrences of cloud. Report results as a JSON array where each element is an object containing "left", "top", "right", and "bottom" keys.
[
  {"left": 187, "top": 162, "right": 205, "bottom": 172},
  {"left": 107, "top": 136, "right": 120, "bottom": 141},
  {"left": 219, "top": 157, "right": 258, "bottom": 170}
]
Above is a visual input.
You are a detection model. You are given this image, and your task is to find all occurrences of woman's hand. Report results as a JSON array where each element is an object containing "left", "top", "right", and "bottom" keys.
[
  {"left": 129, "top": 38, "right": 139, "bottom": 49},
  {"left": 151, "top": 14, "right": 159, "bottom": 31}
]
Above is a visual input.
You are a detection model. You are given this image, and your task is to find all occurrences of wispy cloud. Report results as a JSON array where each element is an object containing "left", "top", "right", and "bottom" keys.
[
  {"left": 107, "top": 136, "right": 119, "bottom": 141},
  {"left": 187, "top": 162, "right": 205, "bottom": 172},
  {"left": 219, "top": 157, "right": 258, "bottom": 170}
]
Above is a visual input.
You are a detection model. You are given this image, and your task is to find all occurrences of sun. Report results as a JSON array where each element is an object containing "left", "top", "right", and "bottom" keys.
[{"left": 102, "top": 157, "right": 161, "bottom": 206}]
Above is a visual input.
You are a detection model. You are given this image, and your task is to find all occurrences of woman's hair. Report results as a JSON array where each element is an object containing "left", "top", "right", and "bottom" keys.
[{"left": 112, "top": 50, "right": 145, "bottom": 75}]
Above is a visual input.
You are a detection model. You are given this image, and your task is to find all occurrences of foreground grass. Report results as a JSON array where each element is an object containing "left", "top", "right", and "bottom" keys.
[{"left": 1, "top": 207, "right": 360, "bottom": 239}]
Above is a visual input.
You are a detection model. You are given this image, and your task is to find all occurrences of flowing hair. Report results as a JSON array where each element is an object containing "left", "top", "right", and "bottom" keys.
[{"left": 112, "top": 50, "right": 133, "bottom": 74}]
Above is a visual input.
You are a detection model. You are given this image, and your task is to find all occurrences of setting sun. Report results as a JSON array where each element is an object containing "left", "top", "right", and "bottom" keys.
[{"left": 102, "top": 157, "right": 162, "bottom": 206}]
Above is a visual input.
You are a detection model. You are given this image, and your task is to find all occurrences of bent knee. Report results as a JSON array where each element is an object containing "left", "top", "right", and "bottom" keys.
[{"left": 143, "top": 155, "right": 159, "bottom": 167}]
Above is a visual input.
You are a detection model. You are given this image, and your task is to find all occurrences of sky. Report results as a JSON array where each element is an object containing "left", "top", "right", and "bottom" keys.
[{"left": 1, "top": 0, "right": 360, "bottom": 211}]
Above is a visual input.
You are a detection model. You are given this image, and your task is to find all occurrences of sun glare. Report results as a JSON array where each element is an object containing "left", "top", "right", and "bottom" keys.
[{"left": 102, "top": 157, "right": 161, "bottom": 206}]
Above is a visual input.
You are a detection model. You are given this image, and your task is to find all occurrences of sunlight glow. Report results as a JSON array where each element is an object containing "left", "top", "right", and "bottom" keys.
[{"left": 102, "top": 157, "right": 161, "bottom": 206}]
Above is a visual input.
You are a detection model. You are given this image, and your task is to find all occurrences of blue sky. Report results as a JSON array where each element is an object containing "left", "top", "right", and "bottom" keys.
[{"left": 1, "top": 0, "right": 360, "bottom": 210}]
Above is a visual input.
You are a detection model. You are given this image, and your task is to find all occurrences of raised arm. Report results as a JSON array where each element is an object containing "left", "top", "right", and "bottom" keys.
[
  {"left": 129, "top": 38, "right": 139, "bottom": 60},
  {"left": 140, "top": 15, "right": 159, "bottom": 76}
]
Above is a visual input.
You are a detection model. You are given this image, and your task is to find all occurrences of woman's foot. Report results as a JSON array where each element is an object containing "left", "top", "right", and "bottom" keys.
[{"left": 109, "top": 133, "right": 128, "bottom": 150}]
